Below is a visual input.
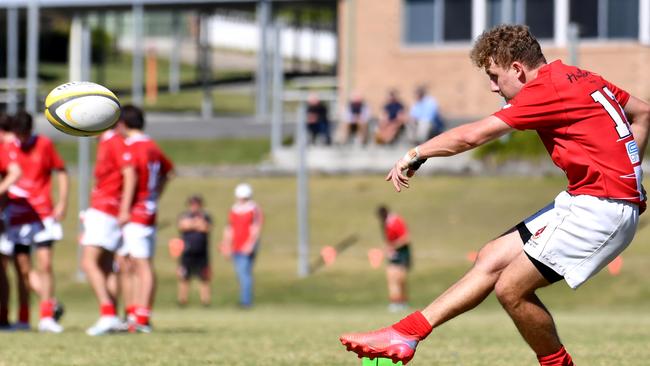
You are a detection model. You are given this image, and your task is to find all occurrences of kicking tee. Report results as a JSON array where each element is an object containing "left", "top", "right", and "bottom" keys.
[{"left": 494, "top": 60, "right": 644, "bottom": 208}]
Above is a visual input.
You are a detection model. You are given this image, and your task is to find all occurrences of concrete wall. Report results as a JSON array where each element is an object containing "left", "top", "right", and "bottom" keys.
[{"left": 338, "top": 0, "right": 650, "bottom": 120}]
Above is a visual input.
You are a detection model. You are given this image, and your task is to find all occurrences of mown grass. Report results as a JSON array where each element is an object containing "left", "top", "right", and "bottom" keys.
[{"left": 1, "top": 176, "right": 649, "bottom": 365}]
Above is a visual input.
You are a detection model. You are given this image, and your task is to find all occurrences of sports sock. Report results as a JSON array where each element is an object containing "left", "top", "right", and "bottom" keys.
[
  {"left": 537, "top": 345, "right": 574, "bottom": 366},
  {"left": 100, "top": 303, "right": 117, "bottom": 317},
  {"left": 18, "top": 304, "right": 29, "bottom": 323},
  {"left": 40, "top": 299, "right": 55, "bottom": 319},
  {"left": 135, "top": 306, "right": 151, "bottom": 326},
  {"left": 391, "top": 311, "right": 433, "bottom": 340},
  {"left": 125, "top": 305, "right": 136, "bottom": 319}
]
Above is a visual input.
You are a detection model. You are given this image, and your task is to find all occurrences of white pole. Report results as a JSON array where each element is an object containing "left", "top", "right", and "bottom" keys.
[
  {"left": 169, "top": 11, "right": 182, "bottom": 94},
  {"left": 554, "top": 0, "right": 569, "bottom": 47},
  {"left": 6, "top": 6, "right": 19, "bottom": 115},
  {"left": 472, "top": 0, "right": 487, "bottom": 40},
  {"left": 640, "top": 0, "right": 650, "bottom": 45},
  {"left": 296, "top": 102, "right": 309, "bottom": 278},
  {"left": 132, "top": 3, "right": 144, "bottom": 106},
  {"left": 25, "top": 0, "right": 39, "bottom": 114},
  {"left": 256, "top": 0, "right": 270, "bottom": 122},
  {"left": 199, "top": 11, "right": 213, "bottom": 119},
  {"left": 271, "top": 20, "right": 284, "bottom": 158},
  {"left": 567, "top": 22, "right": 579, "bottom": 67}
]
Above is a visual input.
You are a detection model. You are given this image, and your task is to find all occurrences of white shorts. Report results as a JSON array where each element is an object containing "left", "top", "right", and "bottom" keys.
[
  {"left": 6, "top": 216, "right": 63, "bottom": 246},
  {"left": 0, "top": 235, "right": 12, "bottom": 256},
  {"left": 117, "top": 223, "right": 156, "bottom": 259},
  {"left": 519, "top": 191, "right": 638, "bottom": 289},
  {"left": 80, "top": 208, "right": 122, "bottom": 252}
]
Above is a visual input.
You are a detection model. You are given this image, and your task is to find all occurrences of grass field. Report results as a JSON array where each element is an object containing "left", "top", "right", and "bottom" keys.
[{"left": 1, "top": 175, "right": 650, "bottom": 365}]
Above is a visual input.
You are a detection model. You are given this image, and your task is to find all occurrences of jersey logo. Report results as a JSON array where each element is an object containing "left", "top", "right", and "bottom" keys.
[{"left": 625, "top": 140, "right": 640, "bottom": 165}]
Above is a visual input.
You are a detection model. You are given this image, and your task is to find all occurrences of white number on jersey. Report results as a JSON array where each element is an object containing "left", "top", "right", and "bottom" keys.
[{"left": 591, "top": 87, "right": 631, "bottom": 139}]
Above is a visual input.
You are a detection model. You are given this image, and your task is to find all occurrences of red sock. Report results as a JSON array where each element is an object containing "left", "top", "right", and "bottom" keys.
[
  {"left": 538, "top": 346, "right": 574, "bottom": 366},
  {"left": 40, "top": 299, "right": 55, "bottom": 319},
  {"left": 391, "top": 311, "right": 433, "bottom": 341},
  {"left": 126, "top": 305, "right": 136, "bottom": 318},
  {"left": 135, "top": 306, "right": 151, "bottom": 326},
  {"left": 18, "top": 304, "right": 30, "bottom": 323},
  {"left": 100, "top": 303, "right": 117, "bottom": 317}
]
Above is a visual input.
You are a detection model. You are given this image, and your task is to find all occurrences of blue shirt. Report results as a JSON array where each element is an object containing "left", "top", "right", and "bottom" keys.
[{"left": 409, "top": 96, "right": 444, "bottom": 132}]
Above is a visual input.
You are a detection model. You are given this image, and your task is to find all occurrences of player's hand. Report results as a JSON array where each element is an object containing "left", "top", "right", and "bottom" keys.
[
  {"left": 385, "top": 147, "right": 427, "bottom": 192},
  {"left": 53, "top": 202, "right": 67, "bottom": 221},
  {"left": 118, "top": 210, "right": 130, "bottom": 226}
]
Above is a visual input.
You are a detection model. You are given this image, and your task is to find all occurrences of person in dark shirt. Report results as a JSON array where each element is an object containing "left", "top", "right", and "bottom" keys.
[
  {"left": 306, "top": 93, "right": 332, "bottom": 145},
  {"left": 376, "top": 89, "right": 407, "bottom": 145},
  {"left": 176, "top": 195, "right": 212, "bottom": 307}
]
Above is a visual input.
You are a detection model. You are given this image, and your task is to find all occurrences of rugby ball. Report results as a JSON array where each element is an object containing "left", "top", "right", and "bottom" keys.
[{"left": 45, "top": 81, "right": 120, "bottom": 137}]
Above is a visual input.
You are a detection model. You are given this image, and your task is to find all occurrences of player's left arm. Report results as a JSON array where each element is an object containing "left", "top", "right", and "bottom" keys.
[
  {"left": 625, "top": 95, "right": 650, "bottom": 160},
  {"left": 387, "top": 115, "right": 514, "bottom": 192},
  {"left": 243, "top": 207, "right": 263, "bottom": 254},
  {"left": 53, "top": 169, "right": 69, "bottom": 221}
]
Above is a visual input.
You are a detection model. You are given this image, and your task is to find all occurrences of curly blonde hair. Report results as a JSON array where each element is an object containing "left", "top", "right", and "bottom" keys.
[{"left": 470, "top": 24, "right": 546, "bottom": 71}]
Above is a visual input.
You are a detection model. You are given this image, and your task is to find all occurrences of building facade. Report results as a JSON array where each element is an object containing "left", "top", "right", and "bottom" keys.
[{"left": 338, "top": 0, "right": 650, "bottom": 119}]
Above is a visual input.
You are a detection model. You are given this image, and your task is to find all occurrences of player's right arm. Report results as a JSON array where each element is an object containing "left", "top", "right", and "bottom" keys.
[
  {"left": 386, "top": 115, "right": 513, "bottom": 192},
  {"left": 0, "top": 162, "right": 21, "bottom": 196},
  {"left": 624, "top": 96, "right": 650, "bottom": 160}
]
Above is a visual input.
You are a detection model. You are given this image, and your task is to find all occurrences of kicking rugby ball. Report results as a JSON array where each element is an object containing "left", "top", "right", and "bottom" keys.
[{"left": 45, "top": 81, "right": 121, "bottom": 137}]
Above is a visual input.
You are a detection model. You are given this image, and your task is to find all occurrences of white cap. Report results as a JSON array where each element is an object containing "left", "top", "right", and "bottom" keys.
[{"left": 235, "top": 183, "right": 253, "bottom": 199}]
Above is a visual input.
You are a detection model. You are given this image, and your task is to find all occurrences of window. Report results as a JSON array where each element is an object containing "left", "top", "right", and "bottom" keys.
[
  {"left": 403, "top": 0, "right": 472, "bottom": 44},
  {"left": 570, "top": 0, "right": 638, "bottom": 39},
  {"left": 487, "top": 0, "right": 554, "bottom": 39}
]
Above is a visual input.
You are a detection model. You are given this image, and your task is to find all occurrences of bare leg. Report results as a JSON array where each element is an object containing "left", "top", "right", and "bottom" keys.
[
  {"left": 386, "top": 265, "right": 407, "bottom": 303},
  {"left": 421, "top": 229, "right": 523, "bottom": 328},
  {"left": 101, "top": 252, "right": 118, "bottom": 305},
  {"left": 133, "top": 258, "right": 155, "bottom": 308},
  {"left": 199, "top": 278, "right": 211, "bottom": 306},
  {"left": 177, "top": 272, "right": 189, "bottom": 306},
  {"left": 494, "top": 252, "right": 562, "bottom": 356},
  {"left": 116, "top": 255, "right": 134, "bottom": 309},
  {"left": 14, "top": 253, "right": 31, "bottom": 321},
  {"left": 34, "top": 247, "right": 54, "bottom": 301},
  {"left": 82, "top": 246, "right": 114, "bottom": 306}
]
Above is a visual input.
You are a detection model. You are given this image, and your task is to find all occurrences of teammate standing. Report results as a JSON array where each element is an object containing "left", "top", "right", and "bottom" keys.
[
  {"left": 376, "top": 205, "right": 411, "bottom": 312},
  {"left": 0, "top": 114, "right": 22, "bottom": 329},
  {"left": 4, "top": 111, "right": 68, "bottom": 333},
  {"left": 340, "top": 25, "right": 650, "bottom": 365},
  {"left": 81, "top": 120, "right": 135, "bottom": 336},
  {"left": 176, "top": 195, "right": 212, "bottom": 307},
  {"left": 116, "top": 105, "right": 173, "bottom": 332}
]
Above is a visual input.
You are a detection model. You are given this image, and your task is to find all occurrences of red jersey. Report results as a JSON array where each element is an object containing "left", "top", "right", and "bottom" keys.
[
  {"left": 90, "top": 130, "right": 127, "bottom": 216},
  {"left": 384, "top": 213, "right": 408, "bottom": 245},
  {"left": 494, "top": 60, "right": 644, "bottom": 206},
  {"left": 123, "top": 134, "right": 173, "bottom": 226},
  {"left": 8, "top": 135, "right": 66, "bottom": 224},
  {"left": 228, "top": 201, "right": 262, "bottom": 253}
]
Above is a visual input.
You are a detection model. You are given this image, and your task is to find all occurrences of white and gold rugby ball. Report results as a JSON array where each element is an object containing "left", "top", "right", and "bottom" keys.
[{"left": 45, "top": 81, "right": 120, "bottom": 137}]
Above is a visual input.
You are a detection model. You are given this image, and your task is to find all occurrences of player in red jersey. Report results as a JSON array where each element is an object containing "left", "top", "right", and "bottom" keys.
[
  {"left": 2, "top": 111, "right": 69, "bottom": 333},
  {"left": 81, "top": 120, "right": 135, "bottom": 336},
  {"left": 220, "top": 183, "right": 263, "bottom": 308},
  {"left": 377, "top": 205, "right": 412, "bottom": 312},
  {"left": 0, "top": 114, "right": 22, "bottom": 330},
  {"left": 340, "top": 25, "right": 650, "bottom": 365},
  {"left": 115, "top": 105, "right": 173, "bottom": 332}
]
